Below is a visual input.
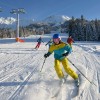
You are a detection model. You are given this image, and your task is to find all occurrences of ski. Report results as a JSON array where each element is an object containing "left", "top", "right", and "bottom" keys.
[
  {"left": 74, "top": 74, "right": 81, "bottom": 97},
  {"left": 51, "top": 80, "right": 65, "bottom": 98},
  {"left": 51, "top": 75, "right": 68, "bottom": 98},
  {"left": 76, "top": 84, "right": 80, "bottom": 96}
]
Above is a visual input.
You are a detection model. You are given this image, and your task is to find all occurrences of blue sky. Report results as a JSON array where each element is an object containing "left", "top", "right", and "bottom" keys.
[{"left": 0, "top": 0, "right": 100, "bottom": 21}]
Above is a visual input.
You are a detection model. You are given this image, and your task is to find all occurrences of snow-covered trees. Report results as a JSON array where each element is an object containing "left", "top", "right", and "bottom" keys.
[{"left": 66, "top": 15, "right": 100, "bottom": 41}]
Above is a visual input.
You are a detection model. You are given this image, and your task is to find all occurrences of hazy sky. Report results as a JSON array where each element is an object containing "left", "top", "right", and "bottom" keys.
[{"left": 0, "top": 0, "right": 100, "bottom": 21}]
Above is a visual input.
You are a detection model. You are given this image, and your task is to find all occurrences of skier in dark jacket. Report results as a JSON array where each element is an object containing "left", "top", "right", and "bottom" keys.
[
  {"left": 45, "top": 39, "right": 53, "bottom": 48},
  {"left": 35, "top": 37, "right": 44, "bottom": 49},
  {"left": 67, "top": 36, "right": 74, "bottom": 48}
]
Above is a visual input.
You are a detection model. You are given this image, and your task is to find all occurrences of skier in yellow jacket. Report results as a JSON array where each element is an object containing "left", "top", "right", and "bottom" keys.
[{"left": 44, "top": 34, "right": 79, "bottom": 85}]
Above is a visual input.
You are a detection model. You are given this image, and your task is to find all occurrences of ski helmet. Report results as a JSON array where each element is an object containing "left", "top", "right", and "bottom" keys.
[{"left": 53, "top": 34, "right": 60, "bottom": 39}]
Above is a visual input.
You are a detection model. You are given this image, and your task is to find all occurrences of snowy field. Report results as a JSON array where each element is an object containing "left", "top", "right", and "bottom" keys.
[{"left": 0, "top": 34, "right": 100, "bottom": 100}]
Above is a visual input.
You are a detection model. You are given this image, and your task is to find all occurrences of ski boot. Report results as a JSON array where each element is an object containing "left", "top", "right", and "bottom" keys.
[{"left": 75, "top": 75, "right": 80, "bottom": 87}]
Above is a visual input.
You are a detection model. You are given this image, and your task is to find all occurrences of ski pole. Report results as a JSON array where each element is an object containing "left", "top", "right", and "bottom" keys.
[
  {"left": 40, "top": 58, "right": 46, "bottom": 72},
  {"left": 68, "top": 58, "right": 97, "bottom": 87}
]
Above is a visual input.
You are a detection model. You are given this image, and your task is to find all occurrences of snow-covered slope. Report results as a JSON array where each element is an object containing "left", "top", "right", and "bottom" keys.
[{"left": 0, "top": 34, "right": 100, "bottom": 100}]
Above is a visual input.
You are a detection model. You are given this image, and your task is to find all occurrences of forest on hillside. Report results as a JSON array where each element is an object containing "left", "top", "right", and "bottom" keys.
[{"left": 0, "top": 15, "right": 100, "bottom": 41}]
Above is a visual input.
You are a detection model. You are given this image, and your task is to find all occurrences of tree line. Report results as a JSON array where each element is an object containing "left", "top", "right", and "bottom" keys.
[
  {"left": 63, "top": 15, "right": 100, "bottom": 41},
  {"left": 0, "top": 15, "right": 100, "bottom": 41}
]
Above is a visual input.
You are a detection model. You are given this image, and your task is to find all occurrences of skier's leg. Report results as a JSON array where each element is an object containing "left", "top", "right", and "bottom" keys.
[
  {"left": 37, "top": 43, "right": 41, "bottom": 48},
  {"left": 35, "top": 43, "right": 38, "bottom": 49},
  {"left": 54, "top": 59, "right": 64, "bottom": 79},
  {"left": 61, "top": 58, "right": 78, "bottom": 80}
]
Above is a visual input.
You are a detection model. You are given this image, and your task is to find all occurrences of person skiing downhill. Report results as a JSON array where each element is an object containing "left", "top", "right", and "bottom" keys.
[
  {"left": 45, "top": 39, "right": 53, "bottom": 48},
  {"left": 44, "top": 34, "right": 79, "bottom": 85},
  {"left": 35, "top": 37, "right": 44, "bottom": 49},
  {"left": 67, "top": 35, "right": 74, "bottom": 48}
]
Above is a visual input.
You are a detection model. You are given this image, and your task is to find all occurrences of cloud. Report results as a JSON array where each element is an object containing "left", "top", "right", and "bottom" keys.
[{"left": 0, "top": 17, "right": 16, "bottom": 25}]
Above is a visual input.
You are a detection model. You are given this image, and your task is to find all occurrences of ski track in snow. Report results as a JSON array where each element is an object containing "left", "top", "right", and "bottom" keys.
[
  {"left": 0, "top": 43, "right": 46, "bottom": 100},
  {"left": 0, "top": 40, "right": 99, "bottom": 100},
  {"left": 0, "top": 54, "right": 32, "bottom": 82},
  {"left": 74, "top": 44, "right": 99, "bottom": 100},
  {"left": 8, "top": 58, "right": 40, "bottom": 100},
  {"left": 0, "top": 55, "right": 44, "bottom": 100}
]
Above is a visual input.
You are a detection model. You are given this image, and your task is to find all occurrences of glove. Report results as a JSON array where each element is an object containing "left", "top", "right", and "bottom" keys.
[
  {"left": 44, "top": 53, "right": 50, "bottom": 58},
  {"left": 62, "top": 52, "right": 69, "bottom": 57}
]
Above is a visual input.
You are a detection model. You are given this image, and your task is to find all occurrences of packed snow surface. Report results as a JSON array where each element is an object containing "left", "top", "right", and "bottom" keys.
[{"left": 0, "top": 33, "right": 100, "bottom": 100}]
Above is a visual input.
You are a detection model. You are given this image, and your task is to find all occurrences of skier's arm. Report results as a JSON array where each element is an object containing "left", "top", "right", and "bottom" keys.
[
  {"left": 37, "top": 38, "right": 39, "bottom": 42},
  {"left": 45, "top": 41, "right": 49, "bottom": 46},
  {"left": 44, "top": 52, "right": 51, "bottom": 58},
  {"left": 41, "top": 39, "right": 44, "bottom": 43},
  {"left": 72, "top": 39, "right": 75, "bottom": 43},
  {"left": 62, "top": 45, "right": 72, "bottom": 57},
  {"left": 44, "top": 45, "right": 53, "bottom": 58},
  {"left": 62, "top": 52, "right": 69, "bottom": 56}
]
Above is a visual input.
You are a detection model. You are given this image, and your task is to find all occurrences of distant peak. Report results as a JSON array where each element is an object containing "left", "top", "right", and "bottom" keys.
[
  {"left": 0, "top": 17, "right": 16, "bottom": 25},
  {"left": 42, "top": 15, "right": 71, "bottom": 24}
]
